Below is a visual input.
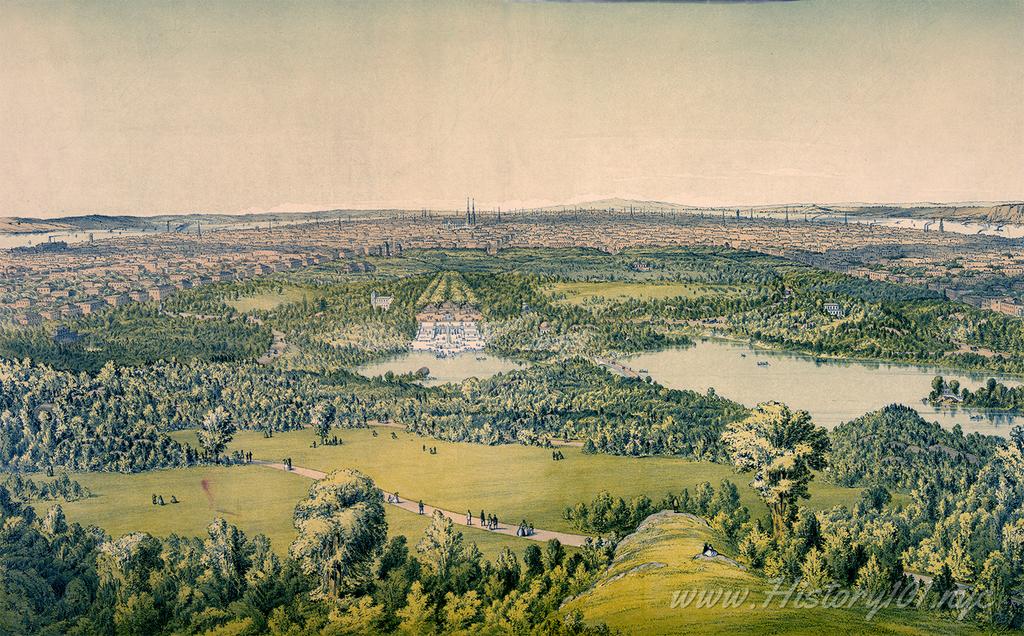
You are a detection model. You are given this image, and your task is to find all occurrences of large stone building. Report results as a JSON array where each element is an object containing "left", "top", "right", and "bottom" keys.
[{"left": 411, "top": 302, "right": 485, "bottom": 355}]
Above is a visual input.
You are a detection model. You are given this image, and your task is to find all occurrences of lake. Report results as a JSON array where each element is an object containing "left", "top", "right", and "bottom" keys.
[
  {"left": 355, "top": 351, "right": 525, "bottom": 386},
  {"left": 626, "top": 339, "right": 1020, "bottom": 437}
]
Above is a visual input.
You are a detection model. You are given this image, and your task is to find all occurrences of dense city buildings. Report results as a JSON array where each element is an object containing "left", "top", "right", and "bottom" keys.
[{"left": 3, "top": 207, "right": 1024, "bottom": 326}]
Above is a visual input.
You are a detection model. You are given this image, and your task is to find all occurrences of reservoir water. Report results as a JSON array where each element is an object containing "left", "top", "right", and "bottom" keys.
[
  {"left": 355, "top": 351, "right": 524, "bottom": 386},
  {"left": 626, "top": 339, "right": 1020, "bottom": 437}
]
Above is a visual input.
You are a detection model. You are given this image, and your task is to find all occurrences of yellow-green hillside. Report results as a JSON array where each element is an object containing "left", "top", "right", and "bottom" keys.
[{"left": 564, "top": 512, "right": 980, "bottom": 635}]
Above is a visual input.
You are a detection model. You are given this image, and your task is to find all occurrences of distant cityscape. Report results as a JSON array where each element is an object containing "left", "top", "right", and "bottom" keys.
[{"left": 3, "top": 205, "right": 1024, "bottom": 330}]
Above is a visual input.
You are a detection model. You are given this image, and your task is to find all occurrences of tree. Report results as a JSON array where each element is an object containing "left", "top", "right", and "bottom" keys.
[
  {"left": 198, "top": 406, "right": 236, "bottom": 463},
  {"left": 492, "top": 547, "right": 520, "bottom": 596},
  {"left": 543, "top": 539, "right": 565, "bottom": 571},
  {"left": 442, "top": 590, "right": 481, "bottom": 633},
  {"left": 859, "top": 484, "right": 891, "bottom": 513},
  {"left": 396, "top": 581, "right": 433, "bottom": 635},
  {"left": 290, "top": 470, "right": 387, "bottom": 599},
  {"left": 1010, "top": 425, "right": 1024, "bottom": 453},
  {"left": 325, "top": 596, "right": 385, "bottom": 635},
  {"left": 523, "top": 544, "right": 543, "bottom": 579},
  {"left": 42, "top": 504, "right": 67, "bottom": 536},
  {"left": 855, "top": 554, "right": 890, "bottom": 599},
  {"left": 975, "top": 551, "right": 1015, "bottom": 627},
  {"left": 799, "top": 547, "right": 832, "bottom": 594},
  {"left": 721, "top": 402, "right": 829, "bottom": 536},
  {"left": 311, "top": 403, "right": 332, "bottom": 444},
  {"left": 417, "top": 510, "right": 467, "bottom": 584},
  {"left": 113, "top": 592, "right": 160, "bottom": 636}
]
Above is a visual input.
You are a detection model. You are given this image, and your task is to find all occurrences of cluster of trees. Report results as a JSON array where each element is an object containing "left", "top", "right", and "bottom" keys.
[
  {"left": 707, "top": 401, "right": 1024, "bottom": 629},
  {"left": 931, "top": 375, "right": 1024, "bottom": 412},
  {"left": 0, "top": 358, "right": 195, "bottom": 472},
  {"left": 563, "top": 480, "right": 750, "bottom": 544},
  {"left": 828, "top": 404, "right": 1002, "bottom": 491},
  {"left": 415, "top": 271, "right": 478, "bottom": 307},
  {"left": 0, "top": 356, "right": 417, "bottom": 472},
  {"left": 563, "top": 491, "right": 659, "bottom": 537},
  {"left": 0, "top": 303, "right": 271, "bottom": 374},
  {"left": 2, "top": 472, "right": 91, "bottom": 502},
  {"left": 0, "top": 487, "right": 312, "bottom": 635},
  {"left": 404, "top": 358, "right": 747, "bottom": 459},
  {"left": 0, "top": 470, "right": 616, "bottom": 635},
  {"left": 285, "top": 469, "right": 615, "bottom": 635}
]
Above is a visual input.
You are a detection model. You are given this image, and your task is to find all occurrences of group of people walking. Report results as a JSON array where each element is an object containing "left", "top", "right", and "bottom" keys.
[{"left": 469, "top": 510, "right": 500, "bottom": 530}]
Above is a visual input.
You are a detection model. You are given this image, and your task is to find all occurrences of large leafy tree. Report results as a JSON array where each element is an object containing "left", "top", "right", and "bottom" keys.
[
  {"left": 290, "top": 470, "right": 387, "bottom": 599},
  {"left": 721, "top": 401, "right": 829, "bottom": 536},
  {"left": 197, "top": 406, "right": 236, "bottom": 463}
]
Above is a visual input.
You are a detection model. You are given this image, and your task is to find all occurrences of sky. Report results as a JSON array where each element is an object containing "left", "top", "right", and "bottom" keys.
[{"left": 1, "top": 0, "right": 1022, "bottom": 218}]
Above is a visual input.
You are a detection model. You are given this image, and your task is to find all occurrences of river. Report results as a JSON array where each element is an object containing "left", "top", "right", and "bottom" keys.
[{"left": 626, "top": 339, "right": 1020, "bottom": 437}]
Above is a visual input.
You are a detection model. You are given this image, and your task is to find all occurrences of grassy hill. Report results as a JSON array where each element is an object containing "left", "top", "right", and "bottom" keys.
[{"left": 564, "top": 512, "right": 980, "bottom": 635}]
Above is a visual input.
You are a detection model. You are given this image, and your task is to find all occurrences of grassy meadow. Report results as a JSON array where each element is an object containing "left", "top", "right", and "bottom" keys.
[
  {"left": 226, "top": 426, "right": 865, "bottom": 532},
  {"left": 564, "top": 513, "right": 980, "bottom": 635},
  {"left": 225, "top": 286, "right": 312, "bottom": 313},
  {"left": 33, "top": 463, "right": 539, "bottom": 560},
  {"left": 37, "top": 424, "right": 874, "bottom": 565},
  {"left": 546, "top": 280, "right": 747, "bottom": 306}
]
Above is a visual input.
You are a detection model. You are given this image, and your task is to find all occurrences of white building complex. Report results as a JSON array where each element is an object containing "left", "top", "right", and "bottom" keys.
[{"left": 411, "top": 302, "right": 485, "bottom": 356}]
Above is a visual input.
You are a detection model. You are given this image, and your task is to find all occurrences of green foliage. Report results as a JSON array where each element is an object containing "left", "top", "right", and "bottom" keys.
[
  {"left": 2, "top": 472, "right": 91, "bottom": 502},
  {"left": 828, "top": 404, "right": 1001, "bottom": 491},
  {"left": 290, "top": 470, "right": 388, "bottom": 599},
  {"left": 722, "top": 402, "right": 829, "bottom": 536},
  {"left": 198, "top": 406, "right": 236, "bottom": 463},
  {"left": 0, "top": 302, "right": 271, "bottom": 374},
  {"left": 408, "top": 358, "right": 745, "bottom": 458}
]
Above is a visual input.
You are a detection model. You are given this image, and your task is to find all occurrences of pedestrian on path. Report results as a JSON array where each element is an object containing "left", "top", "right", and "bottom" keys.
[
  {"left": 467, "top": 510, "right": 473, "bottom": 525},
  {"left": 418, "top": 500, "right": 424, "bottom": 515}
]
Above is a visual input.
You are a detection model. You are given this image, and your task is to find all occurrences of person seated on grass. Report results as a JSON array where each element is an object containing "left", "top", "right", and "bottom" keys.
[
  {"left": 152, "top": 494, "right": 158, "bottom": 505},
  {"left": 170, "top": 495, "right": 179, "bottom": 504}
]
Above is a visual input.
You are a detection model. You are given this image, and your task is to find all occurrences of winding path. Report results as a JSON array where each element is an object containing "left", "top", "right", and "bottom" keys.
[{"left": 253, "top": 460, "right": 592, "bottom": 547}]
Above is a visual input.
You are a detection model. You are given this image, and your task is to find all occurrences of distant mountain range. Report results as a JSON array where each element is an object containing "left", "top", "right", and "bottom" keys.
[
  {"left": 2, "top": 201, "right": 1023, "bottom": 234},
  {"left": 0, "top": 209, "right": 380, "bottom": 235}
]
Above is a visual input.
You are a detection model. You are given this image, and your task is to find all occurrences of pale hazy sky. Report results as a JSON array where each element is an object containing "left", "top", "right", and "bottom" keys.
[{"left": 1, "top": 0, "right": 1022, "bottom": 217}]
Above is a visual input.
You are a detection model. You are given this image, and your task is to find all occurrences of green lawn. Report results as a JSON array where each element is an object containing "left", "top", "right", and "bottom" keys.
[
  {"left": 226, "top": 287, "right": 311, "bottom": 312},
  {"left": 31, "top": 463, "right": 538, "bottom": 560},
  {"left": 38, "top": 466, "right": 309, "bottom": 555},
  {"left": 546, "top": 281, "right": 745, "bottom": 306},
  {"left": 38, "top": 426, "right": 869, "bottom": 563},
  {"left": 565, "top": 513, "right": 980, "bottom": 635},
  {"left": 228, "top": 426, "right": 864, "bottom": 534}
]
